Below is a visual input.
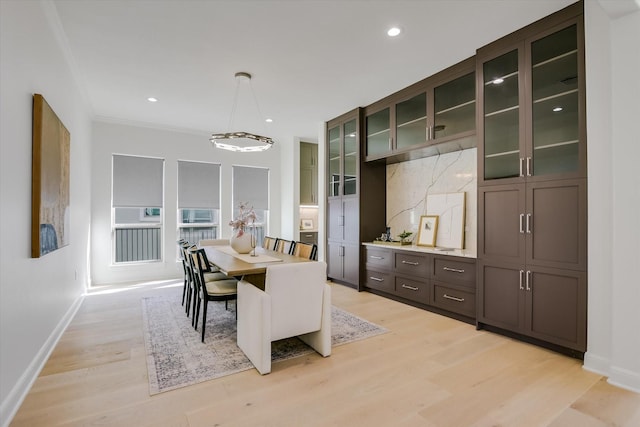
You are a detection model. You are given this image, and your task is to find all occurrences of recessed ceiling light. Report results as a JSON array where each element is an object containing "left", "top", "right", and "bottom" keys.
[
  {"left": 492, "top": 78, "right": 504, "bottom": 85},
  {"left": 147, "top": 97, "right": 158, "bottom": 102},
  {"left": 265, "top": 118, "right": 273, "bottom": 123},
  {"left": 387, "top": 27, "right": 401, "bottom": 37},
  {"left": 553, "top": 106, "right": 563, "bottom": 112}
]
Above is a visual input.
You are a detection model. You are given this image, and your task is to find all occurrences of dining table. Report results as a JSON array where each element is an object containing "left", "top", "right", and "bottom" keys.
[{"left": 202, "top": 245, "right": 312, "bottom": 289}]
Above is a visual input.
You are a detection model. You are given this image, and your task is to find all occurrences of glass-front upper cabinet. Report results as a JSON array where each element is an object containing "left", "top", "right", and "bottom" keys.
[
  {"left": 433, "top": 72, "right": 476, "bottom": 140},
  {"left": 327, "top": 125, "right": 341, "bottom": 197},
  {"left": 396, "top": 92, "right": 427, "bottom": 150},
  {"left": 365, "top": 107, "right": 391, "bottom": 158},
  {"left": 530, "top": 24, "right": 580, "bottom": 177},
  {"left": 326, "top": 109, "right": 361, "bottom": 198},
  {"left": 479, "top": 19, "right": 584, "bottom": 184},
  {"left": 482, "top": 49, "right": 522, "bottom": 181}
]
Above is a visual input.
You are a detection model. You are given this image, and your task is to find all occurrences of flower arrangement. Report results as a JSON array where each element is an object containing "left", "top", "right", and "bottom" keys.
[{"left": 229, "top": 202, "right": 256, "bottom": 237}]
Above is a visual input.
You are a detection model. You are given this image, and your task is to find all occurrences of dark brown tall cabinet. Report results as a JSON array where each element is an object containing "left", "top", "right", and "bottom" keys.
[
  {"left": 326, "top": 109, "right": 385, "bottom": 288},
  {"left": 476, "top": 2, "right": 587, "bottom": 354}
]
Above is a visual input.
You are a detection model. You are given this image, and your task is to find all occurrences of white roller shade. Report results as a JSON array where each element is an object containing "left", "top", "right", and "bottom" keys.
[
  {"left": 178, "top": 161, "right": 221, "bottom": 209},
  {"left": 232, "top": 165, "right": 269, "bottom": 210},
  {"left": 112, "top": 155, "right": 164, "bottom": 208}
]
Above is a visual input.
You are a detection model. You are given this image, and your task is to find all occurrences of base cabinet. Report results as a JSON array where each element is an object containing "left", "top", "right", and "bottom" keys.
[
  {"left": 364, "top": 245, "right": 476, "bottom": 321},
  {"left": 477, "top": 260, "right": 587, "bottom": 351},
  {"left": 327, "top": 242, "right": 359, "bottom": 286}
]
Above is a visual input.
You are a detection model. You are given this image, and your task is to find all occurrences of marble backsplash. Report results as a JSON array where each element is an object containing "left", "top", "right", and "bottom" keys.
[{"left": 386, "top": 147, "right": 477, "bottom": 255}]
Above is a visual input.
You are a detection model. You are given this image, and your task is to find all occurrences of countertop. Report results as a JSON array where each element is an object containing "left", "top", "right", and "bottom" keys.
[{"left": 362, "top": 242, "right": 476, "bottom": 259}]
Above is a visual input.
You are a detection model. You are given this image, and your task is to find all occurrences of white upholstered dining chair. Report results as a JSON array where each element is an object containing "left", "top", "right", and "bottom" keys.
[{"left": 237, "top": 261, "right": 331, "bottom": 375}]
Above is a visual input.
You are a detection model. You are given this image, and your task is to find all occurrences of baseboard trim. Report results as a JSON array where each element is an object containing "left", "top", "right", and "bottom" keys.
[
  {"left": 583, "top": 351, "right": 611, "bottom": 376},
  {"left": 1, "top": 293, "right": 84, "bottom": 427},
  {"left": 609, "top": 366, "right": 640, "bottom": 393}
]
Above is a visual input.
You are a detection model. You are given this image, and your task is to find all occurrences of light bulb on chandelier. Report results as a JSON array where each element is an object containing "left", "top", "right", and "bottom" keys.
[{"left": 210, "top": 72, "right": 274, "bottom": 152}]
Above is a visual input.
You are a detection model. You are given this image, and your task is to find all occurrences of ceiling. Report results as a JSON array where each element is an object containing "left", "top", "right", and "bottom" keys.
[{"left": 50, "top": 0, "right": 629, "bottom": 148}]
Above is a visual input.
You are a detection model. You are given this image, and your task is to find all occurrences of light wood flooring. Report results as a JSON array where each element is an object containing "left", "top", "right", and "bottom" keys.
[{"left": 11, "top": 279, "right": 640, "bottom": 426}]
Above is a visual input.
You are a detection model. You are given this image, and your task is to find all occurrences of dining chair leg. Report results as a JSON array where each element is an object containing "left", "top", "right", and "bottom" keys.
[
  {"left": 193, "top": 294, "right": 200, "bottom": 329},
  {"left": 201, "top": 300, "right": 208, "bottom": 343},
  {"left": 181, "top": 277, "right": 187, "bottom": 306}
]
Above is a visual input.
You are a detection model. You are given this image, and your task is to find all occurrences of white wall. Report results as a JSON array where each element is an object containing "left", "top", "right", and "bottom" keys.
[
  {"left": 90, "top": 120, "right": 282, "bottom": 285},
  {"left": 584, "top": 2, "right": 640, "bottom": 392},
  {"left": 0, "top": 1, "right": 93, "bottom": 425}
]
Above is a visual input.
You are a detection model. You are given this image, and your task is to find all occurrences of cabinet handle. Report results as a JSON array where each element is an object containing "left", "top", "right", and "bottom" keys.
[
  {"left": 519, "top": 158, "right": 524, "bottom": 177},
  {"left": 339, "top": 246, "right": 344, "bottom": 257},
  {"left": 443, "top": 294, "right": 465, "bottom": 302},
  {"left": 519, "top": 270, "right": 525, "bottom": 290},
  {"left": 369, "top": 255, "right": 384, "bottom": 260},
  {"left": 401, "top": 260, "right": 419, "bottom": 266},
  {"left": 526, "top": 214, "right": 532, "bottom": 234},
  {"left": 401, "top": 284, "right": 419, "bottom": 291},
  {"left": 339, "top": 215, "right": 344, "bottom": 226},
  {"left": 526, "top": 157, "right": 532, "bottom": 177},
  {"left": 519, "top": 214, "right": 525, "bottom": 234},
  {"left": 369, "top": 276, "right": 384, "bottom": 282},
  {"left": 443, "top": 267, "right": 465, "bottom": 273},
  {"left": 526, "top": 270, "right": 532, "bottom": 291}
]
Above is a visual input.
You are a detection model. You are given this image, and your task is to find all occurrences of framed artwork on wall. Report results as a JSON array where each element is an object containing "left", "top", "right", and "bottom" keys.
[
  {"left": 31, "top": 94, "right": 70, "bottom": 258},
  {"left": 417, "top": 215, "right": 438, "bottom": 247}
]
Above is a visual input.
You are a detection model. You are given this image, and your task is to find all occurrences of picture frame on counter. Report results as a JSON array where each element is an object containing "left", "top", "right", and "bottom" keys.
[
  {"left": 417, "top": 215, "right": 438, "bottom": 247},
  {"left": 301, "top": 219, "right": 314, "bottom": 230}
]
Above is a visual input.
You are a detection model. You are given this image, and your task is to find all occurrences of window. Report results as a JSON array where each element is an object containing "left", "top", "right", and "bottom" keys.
[
  {"left": 232, "top": 165, "right": 269, "bottom": 246},
  {"left": 112, "top": 154, "right": 164, "bottom": 263},
  {"left": 177, "top": 160, "right": 221, "bottom": 246}
]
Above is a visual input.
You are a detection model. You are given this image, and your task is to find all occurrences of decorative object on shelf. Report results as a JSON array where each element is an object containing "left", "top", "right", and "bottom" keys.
[
  {"left": 229, "top": 202, "right": 256, "bottom": 254},
  {"left": 301, "top": 219, "right": 314, "bottom": 230},
  {"left": 210, "top": 72, "right": 274, "bottom": 152},
  {"left": 417, "top": 215, "right": 439, "bottom": 247},
  {"left": 398, "top": 230, "right": 413, "bottom": 244}
]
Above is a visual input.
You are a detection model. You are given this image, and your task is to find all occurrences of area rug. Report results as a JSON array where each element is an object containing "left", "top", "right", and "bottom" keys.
[{"left": 141, "top": 291, "right": 388, "bottom": 395}]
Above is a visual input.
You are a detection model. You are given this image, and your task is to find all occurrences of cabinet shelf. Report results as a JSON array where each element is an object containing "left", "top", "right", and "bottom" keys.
[
  {"left": 397, "top": 115, "right": 427, "bottom": 128},
  {"left": 485, "top": 149, "right": 520, "bottom": 159},
  {"left": 534, "top": 140, "right": 579, "bottom": 151},
  {"left": 533, "top": 49, "right": 577, "bottom": 69},
  {"left": 367, "top": 128, "right": 390, "bottom": 138},
  {"left": 533, "top": 89, "right": 578, "bottom": 104},
  {"left": 436, "top": 100, "right": 475, "bottom": 116},
  {"left": 485, "top": 105, "right": 519, "bottom": 117}
]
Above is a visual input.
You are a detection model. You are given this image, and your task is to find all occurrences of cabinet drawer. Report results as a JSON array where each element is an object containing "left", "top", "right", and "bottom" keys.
[
  {"left": 299, "top": 232, "right": 317, "bottom": 244},
  {"left": 433, "top": 257, "right": 476, "bottom": 286},
  {"left": 395, "top": 276, "right": 429, "bottom": 303},
  {"left": 395, "top": 252, "right": 429, "bottom": 278},
  {"left": 432, "top": 283, "right": 475, "bottom": 317},
  {"left": 365, "top": 247, "right": 393, "bottom": 270},
  {"left": 364, "top": 270, "right": 394, "bottom": 292}
]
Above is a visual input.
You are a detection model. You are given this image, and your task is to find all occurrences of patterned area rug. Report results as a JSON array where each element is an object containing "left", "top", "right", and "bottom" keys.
[{"left": 141, "top": 291, "right": 387, "bottom": 395}]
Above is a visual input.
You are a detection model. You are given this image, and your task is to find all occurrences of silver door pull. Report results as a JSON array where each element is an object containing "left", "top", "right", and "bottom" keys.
[
  {"left": 443, "top": 294, "right": 465, "bottom": 302},
  {"left": 443, "top": 267, "right": 465, "bottom": 273},
  {"left": 369, "top": 276, "right": 383, "bottom": 282},
  {"left": 519, "top": 270, "right": 525, "bottom": 290},
  {"left": 520, "top": 213, "right": 525, "bottom": 234},
  {"left": 526, "top": 213, "right": 532, "bottom": 234},
  {"left": 401, "top": 284, "right": 419, "bottom": 291},
  {"left": 370, "top": 255, "right": 384, "bottom": 260},
  {"left": 401, "top": 260, "right": 419, "bottom": 266},
  {"left": 526, "top": 270, "right": 532, "bottom": 291}
]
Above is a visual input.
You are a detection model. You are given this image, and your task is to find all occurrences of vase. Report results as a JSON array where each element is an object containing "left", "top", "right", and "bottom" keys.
[{"left": 230, "top": 229, "right": 253, "bottom": 254}]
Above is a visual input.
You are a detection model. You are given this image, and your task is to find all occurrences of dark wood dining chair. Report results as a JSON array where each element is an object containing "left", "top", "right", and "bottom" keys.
[
  {"left": 189, "top": 247, "right": 238, "bottom": 342},
  {"left": 177, "top": 240, "right": 191, "bottom": 307},
  {"left": 292, "top": 242, "right": 317, "bottom": 260}
]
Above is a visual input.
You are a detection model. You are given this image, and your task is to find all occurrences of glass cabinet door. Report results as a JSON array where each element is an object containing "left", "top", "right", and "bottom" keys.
[
  {"left": 343, "top": 119, "right": 358, "bottom": 196},
  {"left": 328, "top": 125, "right": 340, "bottom": 197},
  {"left": 366, "top": 108, "right": 390, "bottom": 157},
  {"left": 530, "top": 24, "right": 579, "bottom": 176},
  {"left": 483, "top": 50, "right": 521, "bottom": 180},
  {"left": 396, "top": 92, "right": 427, "bottom": 149},
  {"left": 434, "top": 72, "right": 475, "bottom": 139}
]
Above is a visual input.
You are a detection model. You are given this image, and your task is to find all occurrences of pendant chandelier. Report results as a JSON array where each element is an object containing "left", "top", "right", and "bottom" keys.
[{"left": 210, "top": 72, "right": 274, "bottom": 152}]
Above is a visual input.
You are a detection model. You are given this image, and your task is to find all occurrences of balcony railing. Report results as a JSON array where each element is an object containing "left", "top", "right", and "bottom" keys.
[{"left": 115, "top": 226, "right": 161, "bottom": 263}]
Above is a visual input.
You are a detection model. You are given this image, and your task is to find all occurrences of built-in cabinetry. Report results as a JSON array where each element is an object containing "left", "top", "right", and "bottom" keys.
[
  {"left": 300, "top": 142, "right": 318, "bottom": 205},
  {"left": 326, "top": 109, "right": 386, "bottom": 288},
  {"left": 364, "top": 244, "right": 476, "bottom": 322},
  {"left": 476, "top": 2, "right": 587, "bottom": 354},
  {"left": 365, "top": 57, "right": 477, "bottom": 164},
  {"left": 299, "top": 231, "right": 318, "bottom": 245}
]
